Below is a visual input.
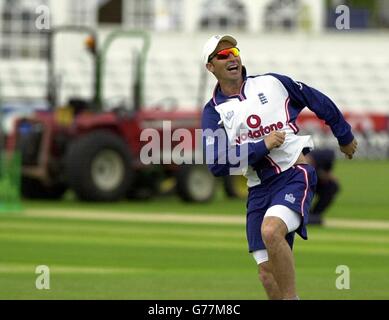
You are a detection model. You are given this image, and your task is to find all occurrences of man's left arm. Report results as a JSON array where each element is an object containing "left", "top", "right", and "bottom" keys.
[{"left": 268, "top": 73, "right": 358, "bottom": 159}]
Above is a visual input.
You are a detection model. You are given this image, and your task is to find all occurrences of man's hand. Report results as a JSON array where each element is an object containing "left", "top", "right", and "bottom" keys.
[
  {"left": 339, "top": 138, "right": 358, "bottom": 159},
  {"left": 264, "top": 131, "right": 286, "bottom": 151}
]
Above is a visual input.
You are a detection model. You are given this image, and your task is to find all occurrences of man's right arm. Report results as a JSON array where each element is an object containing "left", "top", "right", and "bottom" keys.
[{"left": 202, "top": 104, "right": 272, "bottom": 177}]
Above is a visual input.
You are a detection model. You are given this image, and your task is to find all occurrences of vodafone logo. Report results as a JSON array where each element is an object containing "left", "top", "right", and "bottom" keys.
[
  {"left": 235, "top": 115, "right": 284, "bottom": 144},
  {"left": 246, "top": 115, "right": 261, "bottom": 129}
]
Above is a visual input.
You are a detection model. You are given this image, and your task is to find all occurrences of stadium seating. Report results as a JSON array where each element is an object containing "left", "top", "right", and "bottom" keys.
[{"left": 1, "top": 32, "right": 388, "bottom": 114}]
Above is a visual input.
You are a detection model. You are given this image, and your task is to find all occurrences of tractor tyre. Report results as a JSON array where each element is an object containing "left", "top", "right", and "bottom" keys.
[
  {"left": 21, "top": 177, "right": 67, "bottom": 199},
  {"left": 176, "top": 165, "right": 216, "bottom": 203},
  {"left": 65, "top": 130, "right": 133, "bottom": 201},
  {"left": 223, "top": 175, "right": 248, "bottom": 199}
]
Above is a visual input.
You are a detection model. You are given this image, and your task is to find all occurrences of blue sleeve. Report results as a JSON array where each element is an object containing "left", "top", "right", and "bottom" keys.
[
  {"left": 268, "top": 73, "right": 354, "bottom": 146},
  {"left": 201, "top": 102, "right": 269, "bottom": 177}
]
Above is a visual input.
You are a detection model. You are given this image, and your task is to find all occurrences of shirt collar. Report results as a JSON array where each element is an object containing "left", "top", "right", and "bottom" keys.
[{"left": 212, "top": 66, "right": 248, "bottom": 106}]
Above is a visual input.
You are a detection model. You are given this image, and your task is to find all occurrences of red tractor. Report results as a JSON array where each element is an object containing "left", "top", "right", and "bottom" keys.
[{"left": 5, "top": 26, "right": 218, "bottom": 202}]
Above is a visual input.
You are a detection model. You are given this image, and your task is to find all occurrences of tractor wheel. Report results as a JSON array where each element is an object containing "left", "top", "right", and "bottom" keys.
[
  {"left": 223, "top": 175, "right": 248, "bottom": 199},
  {"left": 65, "top": 130, "right": 133, "bottom": 201},
  {"left": 21, "top": 177, "right": 67, "bottom": 199},
  {"left": 176, "top": 165, "right": 216, "bottom": 203}
]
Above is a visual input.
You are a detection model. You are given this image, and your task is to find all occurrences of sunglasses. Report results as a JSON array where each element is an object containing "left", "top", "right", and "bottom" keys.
[{"left": 208, "top": 47, "right": 240, "bottom": 62}]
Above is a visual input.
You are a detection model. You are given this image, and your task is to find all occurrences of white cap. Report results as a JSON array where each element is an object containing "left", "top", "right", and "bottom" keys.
[{"left": 202, "top": 34, "right": 237, "bottom": 65}]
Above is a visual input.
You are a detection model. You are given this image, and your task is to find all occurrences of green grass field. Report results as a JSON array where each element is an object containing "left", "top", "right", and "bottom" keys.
[{"left": 0, "top": 160, "right": 389, "bottom": 299}]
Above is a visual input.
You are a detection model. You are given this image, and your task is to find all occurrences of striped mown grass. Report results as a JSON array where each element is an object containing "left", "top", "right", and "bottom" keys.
[
  {"left": 1, "top": 213, "right": 389, "bottom": 299},
  {"left": 1, "top": 160, "right": 388, "bottom": 299}
]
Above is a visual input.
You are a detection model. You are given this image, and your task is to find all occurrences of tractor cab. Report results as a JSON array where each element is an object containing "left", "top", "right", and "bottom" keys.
[{"left": 6, "top": 26, "right": 217, "bottom": 202}]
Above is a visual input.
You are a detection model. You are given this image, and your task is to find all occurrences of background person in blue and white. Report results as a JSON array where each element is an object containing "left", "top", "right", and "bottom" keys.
[{"left": 201, "top": 35, "right": 358, "bottom": 300}]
